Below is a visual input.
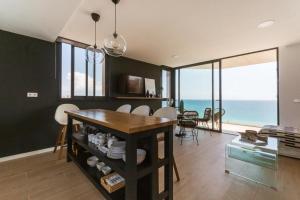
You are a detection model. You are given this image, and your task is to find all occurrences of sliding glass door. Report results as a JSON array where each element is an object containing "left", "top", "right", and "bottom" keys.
[
  {"left": 174, "top": 48, "right": 278, "bottom": 134},
  {"left": 175, "top": 62, "right": 222, "bottom": 132},
  {"left": 221, "top": 49, "right": 278, "bottom": 133}
]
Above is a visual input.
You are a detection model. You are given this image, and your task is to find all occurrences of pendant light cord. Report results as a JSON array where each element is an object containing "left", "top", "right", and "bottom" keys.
[
  {"left": 94, "top": 21, "right": 97, "bottom": 48},
  {"left": 114, "top": 3, "right": 117, "bottom": 37}
]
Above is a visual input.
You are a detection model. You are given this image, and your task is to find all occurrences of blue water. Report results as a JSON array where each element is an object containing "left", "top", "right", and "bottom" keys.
[{"left": 179, "top": 100, "right": 277, "bottom": 127}]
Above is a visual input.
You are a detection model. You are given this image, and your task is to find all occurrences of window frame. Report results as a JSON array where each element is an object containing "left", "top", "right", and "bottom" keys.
[
  {"left": 57, "top": 38, "right": 106, "bottom": 100},
  {"left": 161, "top": 69, "right": 171, "bottom": 99},
  {"left": 173, "top": 47, "right": 279, "bottom": 132}
]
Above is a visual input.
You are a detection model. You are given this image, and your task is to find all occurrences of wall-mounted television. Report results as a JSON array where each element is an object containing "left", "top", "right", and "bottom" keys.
[{"left": 118, "top": 75, "right": 144, "bottom": 95}]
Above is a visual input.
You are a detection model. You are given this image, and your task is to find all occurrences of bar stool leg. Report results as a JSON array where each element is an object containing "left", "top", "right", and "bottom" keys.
[
  {"left": 58, "top": 126, "right": 67, "bottom": 159},
  {"left": 53, "top": 126, "right": 64, "bottom": 153},
  {"left": 157, "top": 136, "right": 180, "bottom": 183},
  {"left": 173, "top": 155, "right": 180, "bottom": 182},
  {"left": 180, "top": 128, "right": 185, "bottom": 145},
  {"left": 195, "top": 129, "right": 199, "bottom": 145},
  {"left": 74, "top": 124, "right": 80, "bottom": 132},
  {"left": 192, "top": 128, "right": 195, "bottom": 141}
]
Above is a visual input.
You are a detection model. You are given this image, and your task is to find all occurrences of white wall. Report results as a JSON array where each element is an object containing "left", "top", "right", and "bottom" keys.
[{"left": 279, "top": 44, "right": 300, "bottom": 127}]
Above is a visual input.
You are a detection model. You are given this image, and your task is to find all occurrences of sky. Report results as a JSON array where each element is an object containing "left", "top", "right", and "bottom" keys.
[
  {"left": 178, "top": 62, "right": 277, "bottom": 100},
  {"left": 61, "top": 43, "right": 104, "bottom": 98},
  {"left": 61, "top": 42, "right": 277, "bottom": 101}
]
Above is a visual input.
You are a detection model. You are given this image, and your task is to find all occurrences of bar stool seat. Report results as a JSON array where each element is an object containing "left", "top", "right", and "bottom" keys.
[
  {"left": 116, "top": 104, "right": 132, "bottom": 113},
  {"left": 131, "top": 105, "right": 150, "bottom": 116}
]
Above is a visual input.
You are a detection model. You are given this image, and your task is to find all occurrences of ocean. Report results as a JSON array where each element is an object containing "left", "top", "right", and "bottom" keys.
[{"left": 178, "top": 99, "right": 277, "bottom": 127}]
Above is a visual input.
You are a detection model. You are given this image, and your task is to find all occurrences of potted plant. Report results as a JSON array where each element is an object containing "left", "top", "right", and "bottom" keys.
[{"left": 179, "top": 100, "right": 184, "bottom": 114}]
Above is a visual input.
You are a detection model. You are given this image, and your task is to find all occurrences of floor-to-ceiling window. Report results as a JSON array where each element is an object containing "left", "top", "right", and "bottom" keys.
[
  {"left": 221, "top": 49, "right": 278, "bottom": 133},
  {"left": 162, "top": 69, "right": 171, "bottom": 107},
  {"left": 174, "top": 48, "right": 278, "bottom": 133},
  {"left": 175, "top": 69, "right": 179, "bottom": 107},
  {"left": 175, "top": 62, "right": 221, "bottom": 132}
]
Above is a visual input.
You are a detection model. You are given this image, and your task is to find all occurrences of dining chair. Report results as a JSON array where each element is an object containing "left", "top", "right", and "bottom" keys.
[
  {"left": 131, "top": 105, "right": 150, "bottom": 116},
  {"left": 153, "top": 107, "right": 180, "bottom": 181},
  {"left": 116, "top": 104, "right": 132, "bottom": 113},
  {"left": 54, "top": 104, "right": 81, "bottom": 159},
  {"left": 177, "top": 110, "right": 199, "bottom": 145}
]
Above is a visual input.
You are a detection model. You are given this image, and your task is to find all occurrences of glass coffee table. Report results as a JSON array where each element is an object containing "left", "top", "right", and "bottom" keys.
[{"left": 225, "top": 136, "right": 278, "bottom": 189}]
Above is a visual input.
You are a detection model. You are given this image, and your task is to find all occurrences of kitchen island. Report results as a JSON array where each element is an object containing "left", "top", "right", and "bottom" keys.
[{"left": 65, "top": 109, "right": 176, "bottom": 200}]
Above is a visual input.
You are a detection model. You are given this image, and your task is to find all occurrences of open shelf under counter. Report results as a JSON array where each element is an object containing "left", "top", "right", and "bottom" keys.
[
  {"left": 73, "top": 134, "right": 154, "bottom": 179},
  {"left": 68, "top": 152, "right": 125, "bottom": 200}
]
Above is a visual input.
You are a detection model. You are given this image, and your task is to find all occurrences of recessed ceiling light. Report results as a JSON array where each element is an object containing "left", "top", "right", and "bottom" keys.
[
  {"left": 258, "top": 20, "right": 275, "bottom": 28},
  {"left": 171, "top": 55, "right": 179, "bottom": 59}
]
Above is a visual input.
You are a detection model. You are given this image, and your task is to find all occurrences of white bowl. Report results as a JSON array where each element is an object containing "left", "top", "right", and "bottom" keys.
[
  {"left": 137, "top": 149, "right": 147, "bottom": 165},
  {"left": 122, "top": 149, "right": 146, "bottom": 165},
  {"left": 87, "top": 156, "right": 99, "bottom": 167}
]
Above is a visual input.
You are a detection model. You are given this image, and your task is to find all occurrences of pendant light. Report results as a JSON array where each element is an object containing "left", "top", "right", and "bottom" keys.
[
  {"left": 86, "top": 13, "right": 105, "bottom": 64},
  {"left": 103, "top": 0, "right": 127, "bottom": 57}
]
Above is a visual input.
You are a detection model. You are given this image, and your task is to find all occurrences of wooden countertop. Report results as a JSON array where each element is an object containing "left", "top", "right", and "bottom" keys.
[{"left": 65, "top": 109, "right": 176, "bottom": 134}]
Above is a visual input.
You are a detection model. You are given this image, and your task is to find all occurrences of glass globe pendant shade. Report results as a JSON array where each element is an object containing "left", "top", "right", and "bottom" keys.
[
  {"left": 86, "top": 45, "right": 105, "bottom": 64},
  {"left": 103, "top": 33, "right": 127, "bottom": 57}
]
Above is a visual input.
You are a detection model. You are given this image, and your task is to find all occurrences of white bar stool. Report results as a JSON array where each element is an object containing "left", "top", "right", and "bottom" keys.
[
  {"left": 154, "top": 107, "right": 180, "bottom": 181},
  {"left": 54, "top": 104, "right": 81, "bottom": 159},
  {"left": 131, "top": 105, "right": 150, "bottom": 116},
  {"left": 116, "top": 104, "right": 132, "bottom": 113}
]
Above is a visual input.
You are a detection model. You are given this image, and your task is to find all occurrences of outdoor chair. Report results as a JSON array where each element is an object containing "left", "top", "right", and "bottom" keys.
[
  {"left": 213, "top": 108, "right": 225, "bottom": 129},
  {"left": 198, "top": 108, "right": 212, "bottom": 129}
]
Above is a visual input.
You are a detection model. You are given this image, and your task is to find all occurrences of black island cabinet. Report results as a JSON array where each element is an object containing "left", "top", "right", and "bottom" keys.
[{"left": 65, "top": 109, "right": 175, "bottom": 200}]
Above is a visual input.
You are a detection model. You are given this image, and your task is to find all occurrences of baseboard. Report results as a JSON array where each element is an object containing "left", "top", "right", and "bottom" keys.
[{"left": 0, "top": 147, "right": 54, "bottom": 163}]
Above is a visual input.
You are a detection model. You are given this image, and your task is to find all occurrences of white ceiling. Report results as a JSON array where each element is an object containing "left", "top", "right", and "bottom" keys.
[
  {"left": 0, "top": 0, "right": 83, "bottom": 41},
  {"left": 188, "top": 49, "right": 277, "bottom": 69},
  {"left": 1, "top": 0, "right": 300, "bottom": 67},
  {"left": 222, "top": 49, "right": 277, "bottom": 69}
]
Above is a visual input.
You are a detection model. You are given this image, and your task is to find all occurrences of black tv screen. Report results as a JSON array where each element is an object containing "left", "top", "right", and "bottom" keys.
[
  {"left": 127, "top": 75, "right": 144, "bottom": 94},
  {"left": 118, "top": 75, "right": 144, "bottom": 95}
]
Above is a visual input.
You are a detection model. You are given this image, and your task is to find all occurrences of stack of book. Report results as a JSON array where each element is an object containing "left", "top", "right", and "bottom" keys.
[
  {"left": 101, "top": 172, "right": 125, "bottom": 193},
  {"left": 260, "top": 125, "right": 300, "bottom": 159}
]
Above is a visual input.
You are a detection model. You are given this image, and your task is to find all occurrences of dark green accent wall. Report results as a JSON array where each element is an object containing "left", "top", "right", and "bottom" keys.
[{"left": 0, "top": 30, "right": 163, "bottom": 157}]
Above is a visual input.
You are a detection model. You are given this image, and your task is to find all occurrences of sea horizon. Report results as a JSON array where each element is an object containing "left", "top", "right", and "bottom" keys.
[
  {"left": 177, "top": 99, "right": 277, "bottom": 127},
  {"left": 180, "top": 99, "right": 277, "bottom": 101}
]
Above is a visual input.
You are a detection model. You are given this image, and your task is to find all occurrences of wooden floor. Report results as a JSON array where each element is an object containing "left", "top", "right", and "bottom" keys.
[{"left": 1, "top": 131, "right": 300, "bottom": 200}]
